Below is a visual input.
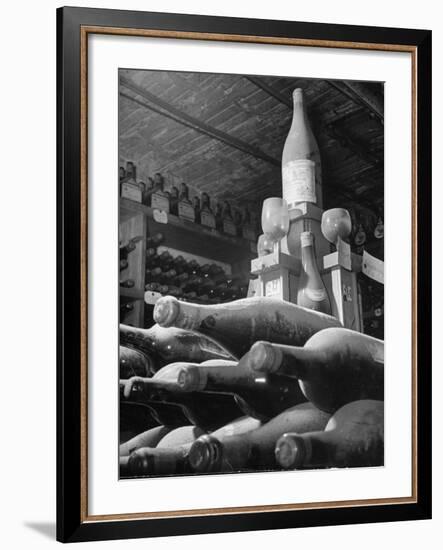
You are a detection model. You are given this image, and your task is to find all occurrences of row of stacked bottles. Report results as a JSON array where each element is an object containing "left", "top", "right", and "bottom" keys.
[
  {"left": 120, "top": 297, "right": 384, "bottom": 476},
  {"left": 120, "top": 164, "right": 258, "bottom": 241},
  {"left": 145, "top": 232, "right": 249, "bottom": 304}
]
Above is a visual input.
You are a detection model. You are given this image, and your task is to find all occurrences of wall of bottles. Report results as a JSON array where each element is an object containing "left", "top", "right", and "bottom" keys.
[
  {"left": 144, "top": 233, "right": 250, "bottom": 305},
  {"left": 120, "top": 161, "right": 260, "bottom": 241}
]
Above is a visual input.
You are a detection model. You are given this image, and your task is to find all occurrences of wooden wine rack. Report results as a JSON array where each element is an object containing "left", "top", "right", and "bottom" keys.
[{"left": 119, "top": 198, "right": 256, "bottom": 328}]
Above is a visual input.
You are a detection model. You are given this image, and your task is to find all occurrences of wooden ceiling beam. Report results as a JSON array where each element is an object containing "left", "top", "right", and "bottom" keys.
[
  {"left": 245, "top": 75, "right": 292, "bottom": 108},
  {"left": 120, "top": 77, "right": 281, "bottom": 168},
  {"left": 326, "top": 80, "right": 384, "bottom": 123}
]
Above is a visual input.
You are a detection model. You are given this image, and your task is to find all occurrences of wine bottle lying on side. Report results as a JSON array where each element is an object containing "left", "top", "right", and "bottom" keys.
[
  {"left": 153, "top": 296, "right": 342, "bottom": 358},
  {"left": 127, "top": 416, "right": 261, "bottom": 476},
  {"left": 246, "top": 328, "right": 384, "bottom": 413},
  {"left": 119, "top": 345, "right": 152, "bottom": 379},
  {"left": 176, "top": 357, "right": 306, "bottom": 421},
  {"left": 275, "top": 400, "right": 384, "bottom": 470},
  {"left": 121, "top": 366, "right": 244, "bottom": 432},
  {"left": 120, "top": 323, "right": 236, "bottom": 368},
  {"left": 120, "top": 424, "right": 173, "bottom": 457},
  {"left": 189, "top": 402, "right": 330, "bottom": 473}
]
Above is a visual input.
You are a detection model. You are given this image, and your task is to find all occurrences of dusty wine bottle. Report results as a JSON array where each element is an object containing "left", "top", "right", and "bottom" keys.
[
  {"left": 119, "top": 323, "right": 235, "bottom": 369},
  {"left": 126, "top": 426, "right": 207, "bottom": 475},
  {"left": 120, "top": 424, "right": 173, "bottom": 456},
  {"left": 119, "top": 345, "right": 152, "bottom": 379},
  {"left": 275, "top": 400, "right": 384, "bottom": 469},
  {"left": 297, "top": 231, "right": 331, "bottom": 315},
  {"left": 153, "top": 296, "right": 341, "bottom": 358},
  {"left": 282, "top": 88, "right": 322, "bottom": 208},
  {"left": 189, "top": 402, "right": 330, "bottom": 472},
  {"left": 247, "top": 327, "right": 384, "bottom": 413},
  {"left": 123, "top": 370, "right": 244, "bottom": 431},
  {"left": 176, "top": 358, "right": 306, "bottom": 421},
  {"left": 127, "top": 416, "right": 261, "bottom": 476}
]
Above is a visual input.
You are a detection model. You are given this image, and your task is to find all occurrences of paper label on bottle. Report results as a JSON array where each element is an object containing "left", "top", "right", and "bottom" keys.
[
  {"left": 151, "top": 193, "right": 170, "bottom": 212},
  {"left": 362, "top": 251, "right": 384, "bottom": 284},
  {"left": 121, "top": 182, "right": 143, "bottom": 203},
  {"left": 178, "top": 202, "right": 195, "bottom": 222},
  {"left": 265, "top": 278, "right": 281, "bottom": 297},
  {"left": 153, "top": 209, "right": 168, "bottom": 224},
  {"left": 305, "top": 287, "right": 327, "bottom": 302},
  {"left": 223, "top": 219, "right": 237, "bottom": 236},
  {"left": 201, "top": 211, "right": 216, "bottom": 228},
  {"left": 282, "top": 159, "right": 316, "bottom": 206}
]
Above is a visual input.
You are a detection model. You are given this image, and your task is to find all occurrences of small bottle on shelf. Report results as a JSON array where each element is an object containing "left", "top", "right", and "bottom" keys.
[
  {"left": 296, "top": 231, "right": 332, "bottom": 315},
  {"left": 178, "top": 183, "right": 195, "bottom": 222},
  {"left": 151, "top": 173, "right": 170, "bottom": 212},
  {"left": 193, "top": 196, "right": 201, "bottom": 224},
  {"left": 142, "top": 177, "right": 154, "bottom": 207},
  {"left": 222, "top": 201, "right": 237, "bottom": 236},
  {"left": 200, "top": 192, "right": 216, "bottom": 229},
  {"left": 215, "top": 202, "right": 223, "bottom": 231},
  {"left": 169, "top": 186, "right": 179, "bottom": 216}
]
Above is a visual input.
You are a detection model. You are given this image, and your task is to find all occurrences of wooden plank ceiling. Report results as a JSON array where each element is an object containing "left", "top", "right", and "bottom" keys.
[{"left": 119, "top": 69, "right": 383, "bottom": 224}]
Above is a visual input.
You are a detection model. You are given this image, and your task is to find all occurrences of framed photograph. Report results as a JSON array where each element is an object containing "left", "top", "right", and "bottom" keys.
[{"left": 57, "top": 6, "right": 431, "bottom": 543}]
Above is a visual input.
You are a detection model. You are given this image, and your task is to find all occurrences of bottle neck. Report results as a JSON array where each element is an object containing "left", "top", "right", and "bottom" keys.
[
  {"left": 276, "top": 431, "right": 335, "bottom": 469},
  {"left": 120, "top": 324, "right": 155, "bottom": 352},
  {"left": 290, "top": 92, "right": 307, "bottom": 128},
  {"left": 300, "top": 238, "right": 317, "bottom": 272}
]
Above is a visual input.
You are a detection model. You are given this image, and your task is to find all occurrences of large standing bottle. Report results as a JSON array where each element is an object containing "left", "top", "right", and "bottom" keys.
[
  {"left": 120, "top": 323, "right": 235, "bottom": 368},
  {"left": 282, "top": 88, "right": 322, "bottom": 209},
  {"left": 153, "top": 296, "right": 341, "bottom": 358},
  {"left": 119, "top": 345, "right": 152, "bottom": 379},
  {"left": 275, "top": 400, "right": 384, "bottom": 469},
  {"left": 247, "top": 328, "right": 384, "bottom": 413},
  {"left": 176, "top": 358, "right": 306, "bottom": 421},
  {"left": 189, "top": 402, "right": 330, "bottom": 473},
  {"left": 127, "top": 415, "right": 261, "bottom": 476},
  {"left": 297, "top": 231, "right": 331, "bottom": 314}
]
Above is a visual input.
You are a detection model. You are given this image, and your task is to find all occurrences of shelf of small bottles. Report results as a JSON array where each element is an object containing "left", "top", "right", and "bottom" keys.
[
  {"left": 121, "top": 198, "right": 256, "bottom": 264},
  {"left": 145, "top": 259, "right": 250, "bottom": 305}
]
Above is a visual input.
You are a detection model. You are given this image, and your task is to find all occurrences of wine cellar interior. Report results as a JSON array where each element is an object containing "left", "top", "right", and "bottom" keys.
[{"left": 119, "top": 69, "right": 385, "bottom": 478}]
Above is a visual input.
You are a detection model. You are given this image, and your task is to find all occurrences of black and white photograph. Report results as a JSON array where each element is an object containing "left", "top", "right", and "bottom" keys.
[{"left": 118, "top": 69, "right": 385, "bottom": 479}]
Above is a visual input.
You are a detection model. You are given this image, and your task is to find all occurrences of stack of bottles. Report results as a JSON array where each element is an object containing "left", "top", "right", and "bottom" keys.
[
  {"left": 119, "top": 295, "right": 384, "bottom": 477},
  {"left": 145, "top": 236, "right": 249, "bottom": 304},
  {"left": 120, "top": 162, "right": 258, "bottom": 241}
]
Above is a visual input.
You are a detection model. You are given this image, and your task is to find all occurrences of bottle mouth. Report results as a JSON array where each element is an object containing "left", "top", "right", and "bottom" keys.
[
  {"left": 248, "top": 341, "right": 281, "bottom": 373},
  {"left": 128, "top": 450, "right": 153, "bottom": 475},
  {"left": 275, "top": 433, "right": 305, "bottom": 469},
  {"left": 292, "top": 88, "right": 303, "bottom": 101},
  {"left": 189, "top": 436, "right": 222, "bottom": 472},
  {"left": 153, "top": 296, "right": 180, "bottom": 327},
  {"left": 177, "top": 367, "right": 207, "bottom": 392}
]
